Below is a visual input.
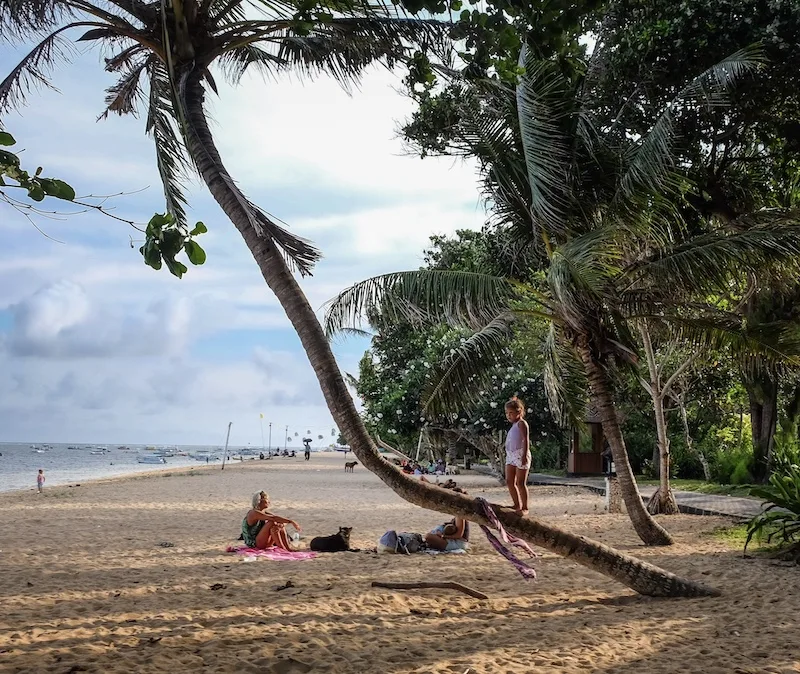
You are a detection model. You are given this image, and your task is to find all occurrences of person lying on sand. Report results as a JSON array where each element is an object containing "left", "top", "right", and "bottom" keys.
[
  {"left": 424, "top": 486, "right": 470, "bottom": 552},
  {"left": 242, "top": 491, "right": 301, "bottom": 551}
]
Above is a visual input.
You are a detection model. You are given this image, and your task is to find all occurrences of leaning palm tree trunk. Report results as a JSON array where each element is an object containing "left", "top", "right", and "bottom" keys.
[
  {"left": 578, "top": 343, "right": 674, "bottom": 545},
  {"left": 179, "top": 67, "right": 713, "bottom": 595}
]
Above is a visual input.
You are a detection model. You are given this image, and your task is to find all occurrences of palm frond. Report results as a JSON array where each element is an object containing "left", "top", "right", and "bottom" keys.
[
  {"left": 543, "top": 323, "right": 587, "bottom": 427},
  {"left": 615, "top": 45, "right": 765, "bottom": 203},
  {"left": 99, "top": 53, "right": 148, "bottom": 119},
  {"left": 218, "top": 17, "right": 452, "bottom": 89},
  {"left": 324, "top": 270, "right": 516, "bottom": 337},
  {"left": 0, "top": 0, "right": 72, "bottom": 40},
  {"left": 639, "top": 313, "right": 800, "bottom": 369},
  {"left": 624, "top": 209, "right": 800, "bottom": 297},
  {"left": 0, "top": 26, "right": 78, "bottom": 114},
  {"left": 146, "top": 57, "right": 191, "bottom": 227},
  {"left": 218, "top": 43, "right": 285, "bottom": 84},
  {"left": 515, "top": 44, "right": 574, "bottom": 241},
  {"left": 423, "top": 315, "right": 514, "bottom": 419},
  {"left": 176, "top": 68, "right": 322, "bottom": 274},
  {"left": 548, "top": 228, "right": 624, "bottom": 325}
]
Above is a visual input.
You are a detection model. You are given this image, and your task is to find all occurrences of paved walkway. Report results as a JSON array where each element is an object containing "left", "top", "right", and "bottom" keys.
[{"left": 527, "top": 473, "right": 764, "bottom": 520}]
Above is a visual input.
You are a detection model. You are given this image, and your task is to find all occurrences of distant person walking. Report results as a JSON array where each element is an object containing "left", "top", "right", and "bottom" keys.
[
  {"left": 37, "top": 469, "right": 45, "bottom": 494},
  {"left": 303, "top": 438, "right": 311, "bottom": 461}
]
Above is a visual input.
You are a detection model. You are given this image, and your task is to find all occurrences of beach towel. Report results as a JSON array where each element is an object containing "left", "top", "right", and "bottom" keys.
[
  {"left": 476, "top": 498, "right": 537, "bottom": 580},
  {"left": 226, "top": 545, "right": 317, "bottom": 561}
]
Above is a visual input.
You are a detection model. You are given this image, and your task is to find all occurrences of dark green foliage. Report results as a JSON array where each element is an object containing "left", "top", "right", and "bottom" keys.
[
  {"left": 0, "top": 132, "right": 76, "bottom": 202},
  {"left": 746, "top": 463, "right": 800, "bottom": 558},
  {"left": 139, "top": 213, "right": 207, "bottom": 279}
]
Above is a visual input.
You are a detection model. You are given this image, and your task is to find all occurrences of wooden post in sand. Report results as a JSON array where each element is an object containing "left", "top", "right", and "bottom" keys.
[{"left": 221, "top": 422, "right": 232, "bottom": 471}]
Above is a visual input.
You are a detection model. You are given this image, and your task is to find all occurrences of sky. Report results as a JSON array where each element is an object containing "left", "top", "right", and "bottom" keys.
[{"left": 0, "top": 44, "right": 485, "bottom": 446}]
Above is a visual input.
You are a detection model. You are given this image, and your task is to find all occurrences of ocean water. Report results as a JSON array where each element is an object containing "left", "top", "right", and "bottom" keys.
[{"left": 0, "top": 443, "right": 284, "bottom": 493}]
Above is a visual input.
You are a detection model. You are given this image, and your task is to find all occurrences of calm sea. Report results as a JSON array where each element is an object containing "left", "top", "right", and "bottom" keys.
[{"left": 0, "top": 443, "right": 284, "bottom": 493}]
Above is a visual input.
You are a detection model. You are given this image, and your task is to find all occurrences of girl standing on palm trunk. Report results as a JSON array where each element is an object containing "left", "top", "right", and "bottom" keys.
[{"left": 505, "top": 397, "right": 531, "bottom": 515}]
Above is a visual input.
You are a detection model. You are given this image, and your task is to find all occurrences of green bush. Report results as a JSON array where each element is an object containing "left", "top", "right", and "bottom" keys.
[
  {"left": 730, "top": 458, "right": 753, "bottom": 485},
  {"left": 746, "top": 463, "right": 800, "bottom": 559}
]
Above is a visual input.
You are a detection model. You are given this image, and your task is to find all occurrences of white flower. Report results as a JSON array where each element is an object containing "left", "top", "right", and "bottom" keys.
[
  {"left": 479, "top": 417, "right": 485, "bottom": 423},
  {"left": 541, "top": 431, "right": 548, "bottom": 437},
  {"left": 521, "top": 386, "right": 528, "bottom": 392},
  {"left": 527, "top": 408, "right": 533, "bottom": 413},
  {"left": 459, "top": 418, "right": 467, "bottom": 423},
  {"left": 396, "top": 409, "right": 402, "bottom": 416},
  {"left": 489, "top": 402, "right": 498, "bottom": 408},
  {"left": 377, "top": 413, "right": 383, "bottom": 419}
]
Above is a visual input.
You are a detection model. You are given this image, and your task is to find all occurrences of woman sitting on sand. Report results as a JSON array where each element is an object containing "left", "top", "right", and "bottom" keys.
[
  {"left": 424, "top": 487, "right": 470, "bottom": 552},
  {"left": 242, "top": 491, "right": 301, "bottom": 550}
]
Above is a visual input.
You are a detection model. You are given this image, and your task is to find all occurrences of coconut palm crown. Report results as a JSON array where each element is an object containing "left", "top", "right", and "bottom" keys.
[{"left": 0, "top": 0, "right": 450, "bottom": 273}]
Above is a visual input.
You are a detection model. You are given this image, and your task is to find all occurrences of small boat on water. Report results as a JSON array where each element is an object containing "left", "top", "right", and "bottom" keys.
[
  {"left": 90, "top": 450, "right": 107, "bottom": 455},
  {"left": 137, "top": 455, "right": 167, "bottom": 464}
]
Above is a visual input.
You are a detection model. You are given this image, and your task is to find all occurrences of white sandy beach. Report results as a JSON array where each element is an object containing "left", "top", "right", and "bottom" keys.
[{"left": 0, "top": 453, "right": 798, "bottom": 674}]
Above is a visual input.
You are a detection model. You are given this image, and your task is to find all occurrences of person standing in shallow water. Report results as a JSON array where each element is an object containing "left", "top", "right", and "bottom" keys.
[
  {"left": 37, "top": 469, "right": 45, "bottom": 494},
  {"left": 504, "top": 396, "right": 531, "bottom": 515}
]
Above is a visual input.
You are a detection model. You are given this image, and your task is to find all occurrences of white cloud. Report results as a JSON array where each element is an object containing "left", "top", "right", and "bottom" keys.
[{"left": 0, "top": 51, "right": 485, "bottom": 444}]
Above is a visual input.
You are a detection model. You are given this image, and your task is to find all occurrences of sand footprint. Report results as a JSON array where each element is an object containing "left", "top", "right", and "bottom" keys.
[{"left": 270, "top": 657, "right": 314, "bottom": 674}]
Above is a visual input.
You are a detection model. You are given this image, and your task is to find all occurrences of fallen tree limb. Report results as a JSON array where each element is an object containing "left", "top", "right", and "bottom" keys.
[{"left": 371, "top": 580, "right": 489, "bottom": 600}]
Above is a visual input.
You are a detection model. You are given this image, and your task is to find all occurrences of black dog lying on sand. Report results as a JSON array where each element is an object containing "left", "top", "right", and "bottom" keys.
[{"left": 310, "top": 527, "right": 352, "bottom": 552}]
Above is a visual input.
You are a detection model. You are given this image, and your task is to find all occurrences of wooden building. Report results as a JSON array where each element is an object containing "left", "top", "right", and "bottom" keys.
[{"left": 567, "top": 403, "right": 607, "bottom": 476}]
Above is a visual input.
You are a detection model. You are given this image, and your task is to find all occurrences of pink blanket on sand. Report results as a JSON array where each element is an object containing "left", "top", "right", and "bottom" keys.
[{"left": 226, "top": 545, "right": 317, "bottom": 561}]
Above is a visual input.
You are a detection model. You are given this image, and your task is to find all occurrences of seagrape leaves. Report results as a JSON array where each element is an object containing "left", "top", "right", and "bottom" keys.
[
  {"left": 0, "top": 131, "right": 77, "bottom": 203},
  {"left": 139, "top": 212, "right": 207, "bottom": 279}
]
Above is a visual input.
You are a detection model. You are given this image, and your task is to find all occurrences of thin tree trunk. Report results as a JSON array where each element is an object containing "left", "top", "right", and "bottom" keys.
[
  {"left": 639, "top": 325, "right": 678, "bottom": 515},
  {"left": 744, "top": 370, "right": 779, "bottom": 483},
  {"left": 176, "top": 70, "right": 714, "bottom": 593},
  {"left": 674, "top": 393, "right": 711, "bottom": 481},
  {"left": 578, "top": 342, "right": 674, "bottom": 545}
]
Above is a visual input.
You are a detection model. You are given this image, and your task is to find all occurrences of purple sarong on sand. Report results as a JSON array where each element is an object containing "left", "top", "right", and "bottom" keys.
[
  {"left": 476, "top": 498, "right": 537, "bottom": 580},
  {"left": 226, "top": 545, "right": 317, "bottom": 561}
]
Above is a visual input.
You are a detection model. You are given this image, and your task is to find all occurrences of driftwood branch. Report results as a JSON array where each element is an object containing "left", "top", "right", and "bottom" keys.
[{"left": 371, "top": 580, "right": 489, "bottom": 600}]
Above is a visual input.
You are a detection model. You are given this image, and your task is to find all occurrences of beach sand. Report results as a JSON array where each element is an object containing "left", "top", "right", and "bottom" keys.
[{"left": 0, "top": 454, "right": 798, "bottom": 674}]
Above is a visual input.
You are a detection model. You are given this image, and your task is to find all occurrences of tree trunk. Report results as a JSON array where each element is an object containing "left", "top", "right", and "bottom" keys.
[
  {"left": 675, "top": 394, "right": 711, "bottom": 482},
  {"left": 578, "top": 343, "right": 674, "bottom": 545},
  {"left": 744, "top": 370, "right": 778, "bottom": 483},
  {"left": 639, "top": 325, "right": 678, "bottom": 515},
  {"left": 176, "top": 70, "right": 713, "bottom": 593}
]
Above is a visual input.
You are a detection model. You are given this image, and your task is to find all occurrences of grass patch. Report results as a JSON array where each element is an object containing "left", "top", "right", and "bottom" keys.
[
  {"left": 636, "top": 478, "right": 757, "bottom": 498},
  {"left": 708, "top": 523, "right": 795, "bottom": 558},
  {"left": 708, "top": 523, "right": 750, "bottom": 548},
  {"left": 537, "top": 468, "right": 567, "bottom": 477}
]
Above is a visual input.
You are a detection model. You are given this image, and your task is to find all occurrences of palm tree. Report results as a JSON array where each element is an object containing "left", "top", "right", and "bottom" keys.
[
  {"left": 325, "top": 44, "right": 800, "bottom": 544},
  {"left": 0, "top": 0, "right": 725, "bottom": 594}
]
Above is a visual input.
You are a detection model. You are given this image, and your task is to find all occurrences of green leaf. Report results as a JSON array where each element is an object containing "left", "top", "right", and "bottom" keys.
[
  {"left": 165, "top": 257, "right": 187, "bottom": 279},
  {"left": 51, "top": 179, "right": 75, "bottom": 201},
  {"left": 140, "top": 240, "right": 163, "bottom": 270},
  {"left": 184, "top": 240, "right": 206, "bottom": 266},
  {"left": 0, "top": 149, "right": 20, "bottom": 166},
  {"left": 189, "top": 222, "right": 207, "bottom": 236},
  {"left": 148, "top": 213, "right": 171, "bottom": 229},
  {"left": 27, "top": 183, "right": 45, "bottom": 201},
  {"left": 0, "top": 132, "right": 15, "bottom": 146}
]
